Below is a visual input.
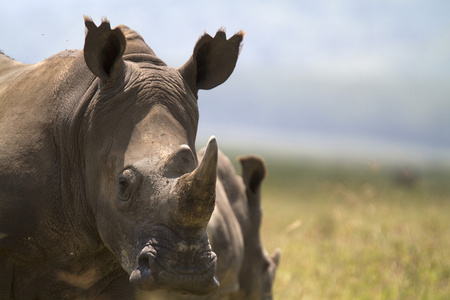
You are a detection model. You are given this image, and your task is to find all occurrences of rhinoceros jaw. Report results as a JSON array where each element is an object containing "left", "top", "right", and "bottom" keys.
[{"left": 130, "top": 263, "right": 219, "bottom": 295}]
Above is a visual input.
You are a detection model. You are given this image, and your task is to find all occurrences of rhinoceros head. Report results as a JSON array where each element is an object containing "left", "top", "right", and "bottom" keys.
[{"left": 80, "top": 18, "right": 243, "bottom": 295}]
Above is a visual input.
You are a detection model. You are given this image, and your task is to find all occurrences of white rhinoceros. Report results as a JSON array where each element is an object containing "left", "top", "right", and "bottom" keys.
[{"left": 0, "top": 17, "right": 243, "bottom": 299}]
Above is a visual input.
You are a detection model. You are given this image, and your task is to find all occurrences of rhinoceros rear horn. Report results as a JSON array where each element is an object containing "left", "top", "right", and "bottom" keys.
[
  {"left": 163, "top": 145, "right": 197, "bottom": 178},
  {"left": 174, "top": 137, "right": 218, "bottom": 231}
]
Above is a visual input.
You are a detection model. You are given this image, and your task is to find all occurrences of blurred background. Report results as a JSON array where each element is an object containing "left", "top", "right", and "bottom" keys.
[{"left": 2, "top": 1, "right": 450, "bottom": 298}]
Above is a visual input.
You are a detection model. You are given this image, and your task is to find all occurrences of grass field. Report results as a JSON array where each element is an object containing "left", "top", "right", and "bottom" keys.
[{"left": 256, "top": 156, "right": 450, "bottom": 300}]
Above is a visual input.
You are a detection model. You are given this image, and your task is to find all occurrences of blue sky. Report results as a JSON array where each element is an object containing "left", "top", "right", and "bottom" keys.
[{"left": 2, "top": 1, "right": 450, "bottom": 161}]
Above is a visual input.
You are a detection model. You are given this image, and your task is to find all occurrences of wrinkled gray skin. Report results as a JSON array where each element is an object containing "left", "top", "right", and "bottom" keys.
[
  {"left": 145, "top": 151, "right": 280, "bottom": 300},
  {"left": 0, "top": 18, "right": 244, "bottom": 299}
]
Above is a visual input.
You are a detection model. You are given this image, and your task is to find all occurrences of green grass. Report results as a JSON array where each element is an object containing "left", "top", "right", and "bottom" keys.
[{"left": 258, "top": 157, "right": 450, "bottom": 300}]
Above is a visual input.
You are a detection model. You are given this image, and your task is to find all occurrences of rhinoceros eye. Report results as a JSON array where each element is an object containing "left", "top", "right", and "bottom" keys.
[{"left": 117, "top": 168, "right": 137, "bottom": 201}]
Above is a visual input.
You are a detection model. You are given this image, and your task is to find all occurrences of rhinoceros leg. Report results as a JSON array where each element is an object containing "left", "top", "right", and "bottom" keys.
[{"left": 0, "top": 256, "right": 12, "bottom": 299}]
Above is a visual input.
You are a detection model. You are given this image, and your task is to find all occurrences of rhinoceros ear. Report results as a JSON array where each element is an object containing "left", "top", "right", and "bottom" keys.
[
  {"left": 179, "top": 29, "right": 244, "bottom": 94},
  {"left": 239, "top": 155, "right": 266, "bottom": 202},
  {"left": 84, "top": 17, "right": 126, "bottom": 81}
]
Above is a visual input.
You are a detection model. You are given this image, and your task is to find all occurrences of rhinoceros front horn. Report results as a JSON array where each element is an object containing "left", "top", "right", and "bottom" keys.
[{"left": 173, "top": 136, "right": 218, "bottom": 231}]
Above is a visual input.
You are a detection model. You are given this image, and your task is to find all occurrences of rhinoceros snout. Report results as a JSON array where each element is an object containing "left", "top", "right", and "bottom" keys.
[{"left": 129, "top": 227, "right": 219, "bottom": 295}]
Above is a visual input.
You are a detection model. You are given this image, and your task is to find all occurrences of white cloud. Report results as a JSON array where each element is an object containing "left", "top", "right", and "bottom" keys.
[{"left": 2, "top": 0, "right": 450, "bottom": 154}]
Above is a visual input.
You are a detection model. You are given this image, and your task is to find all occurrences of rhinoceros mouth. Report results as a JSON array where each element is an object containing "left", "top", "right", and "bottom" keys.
[{"left": 129, "top": 227, "right": 219, "bottom": 295}]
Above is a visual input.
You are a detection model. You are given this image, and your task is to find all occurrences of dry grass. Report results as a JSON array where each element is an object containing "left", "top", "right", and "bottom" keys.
[{"left": 258, "top": 158, "right": 450, "bottom": 300}]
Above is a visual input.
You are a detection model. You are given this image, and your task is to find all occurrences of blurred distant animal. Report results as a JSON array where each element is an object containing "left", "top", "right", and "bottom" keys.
[
  {"left": 394, "top": 167, "right": 418, "bottom": 188},
  {"left": 144, "top": 150, "right": 280, "bottom": 300},
  {"left": 0, "top": 17, "right": 244, "bottom": 299}
]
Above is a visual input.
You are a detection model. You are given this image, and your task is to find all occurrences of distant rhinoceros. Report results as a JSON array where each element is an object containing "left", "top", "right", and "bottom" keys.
[
  {"left": 0, "top": 17, "right": 244, "bottom": 299},
  {"left": 214, "top": 152, "right": 280, "bottom": 300},
  {"left": 144, "top": 150, "right": 280, "bottom": 300},
  {"left": 224, "top": 155, "right": 280, "bottom": 300}
]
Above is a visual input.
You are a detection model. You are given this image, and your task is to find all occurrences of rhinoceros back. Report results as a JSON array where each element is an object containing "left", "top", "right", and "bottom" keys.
[{"left": 0, "top": 50, "right": 90, "bottom": 250}]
